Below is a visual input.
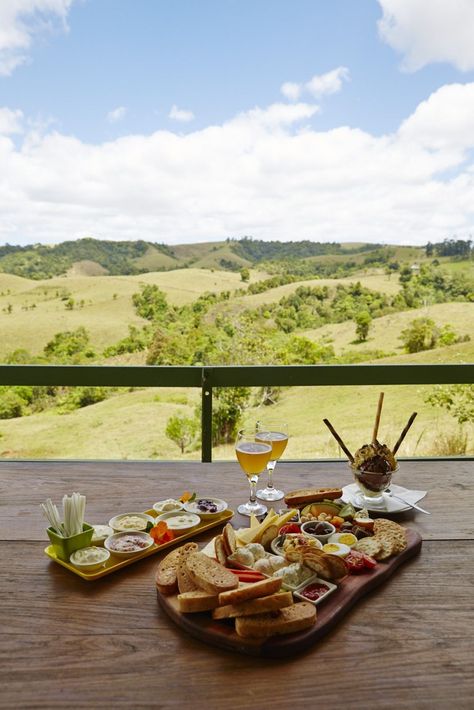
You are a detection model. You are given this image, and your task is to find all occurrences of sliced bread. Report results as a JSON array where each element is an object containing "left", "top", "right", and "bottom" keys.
[
  {"left": 214, "top": 535, "right": 228, "bottom": 566},
  {"left": 235, "top": 601, "right": 316, "bottom": 639},
  {"left": 284, "top": 488, "right": 342, "bottom": 507},
  {"left": 212, "top": 591, "right": 293, "bottom": 620},
  {"left": 222, "top": 523, "right": 237, "bottom": 556},
  {"left": 177, "top": 590, "right": 220, "bottom": 613},
  {"left": 186, "top": 552, "right": 239, "bottom": 594},
  {"left": 155, "top": 542, "right": 198, "bottom": 595},
  {"left": 218, "top": 576, "right": 282, "bottom": 605},
  {"left": 177, "top": 546, "right": 199, "bottom": 594}
]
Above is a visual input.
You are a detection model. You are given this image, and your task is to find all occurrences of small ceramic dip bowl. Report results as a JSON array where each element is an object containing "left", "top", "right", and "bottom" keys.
[
  {"left": 154, "top": 511, "right": 201, "bottom": 534},
  {"left": 108, "top": 512, "right": 155, "bottom": 533},
  {"left": 183, "top": 497, "right": 227, "bottom": 520}
]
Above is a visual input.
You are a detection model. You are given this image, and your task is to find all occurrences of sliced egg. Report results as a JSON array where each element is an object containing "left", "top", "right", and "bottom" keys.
[
  {"left": 322, "top": 542, "right": 351, "bottom": 557},
  {"left": 328, "top": 532, "right": 358, "bottom": 547}
]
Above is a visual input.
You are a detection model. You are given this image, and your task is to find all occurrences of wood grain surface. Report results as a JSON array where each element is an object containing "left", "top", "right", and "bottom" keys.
[{"left": 1, "top": 459, "right": 473, "bottom": 709}]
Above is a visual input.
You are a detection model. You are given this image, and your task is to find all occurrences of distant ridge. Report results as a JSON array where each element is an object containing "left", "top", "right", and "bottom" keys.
[{"left": 0, "top": 236, "right": 414, "bottom": 280}]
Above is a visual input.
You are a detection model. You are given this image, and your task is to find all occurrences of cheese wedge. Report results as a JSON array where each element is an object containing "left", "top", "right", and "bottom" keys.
[
  {"left": 236, "top": 511, "right": 279, "bottom": 546},
  {"left": 276, "top": 509, "right": 299, "bottom": 530}
]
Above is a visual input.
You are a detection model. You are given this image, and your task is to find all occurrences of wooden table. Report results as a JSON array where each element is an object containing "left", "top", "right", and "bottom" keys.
[{"left": 1, "top": 460, "right": 473, "bottom": 709}]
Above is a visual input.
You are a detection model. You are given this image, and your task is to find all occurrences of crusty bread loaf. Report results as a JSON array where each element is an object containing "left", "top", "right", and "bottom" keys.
[
  {"left": 177, "top": 590, "right": 220, "bottom": 613},
  {"left": 218, "top": 576, "right": 282, "bottom": 605},
  {"left": 284, "top": 488, "right": 342, "bottom": 507},
  {"left": 155, "top": 542, "right": 198, "bottom": 595},
  {"left": 235, "top": 601, "right": 316, "bottom": 639},
  {"left": 212, "top": 591, "right": 293, "bottom": 620},
  {"left": 186, "top": 552, "right": 238, "bottom": 594},
  {"left": 222, "top": 523, "right": 237, "bottom": 556}
]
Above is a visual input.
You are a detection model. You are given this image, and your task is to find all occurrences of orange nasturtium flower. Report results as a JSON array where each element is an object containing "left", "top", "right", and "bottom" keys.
[{"left": 150, "top": 521, "right": 174, "bottom": 545}]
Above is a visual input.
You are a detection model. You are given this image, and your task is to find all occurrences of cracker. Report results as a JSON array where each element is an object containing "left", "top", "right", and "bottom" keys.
[
  {"left": 373, "top": 534, "right": 396, "bottom": 560},
  {"left": 353, "top": 537, "right": 382, "bottom": 557}
]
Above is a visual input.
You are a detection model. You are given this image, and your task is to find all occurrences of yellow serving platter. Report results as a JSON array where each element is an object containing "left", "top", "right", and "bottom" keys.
[{"left": 44, "top": 508, "right": 234, "bottom": 581}]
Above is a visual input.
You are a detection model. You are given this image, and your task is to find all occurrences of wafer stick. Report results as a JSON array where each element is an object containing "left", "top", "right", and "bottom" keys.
[
  {"left": 323, "top": 419, "right": 354, "bottom": 462},
  {"left": 393, "top": 412, "right": 418, "bottom": 454},
  {"left": 372, "top": 391, "right": 384, "bottom": 444}
]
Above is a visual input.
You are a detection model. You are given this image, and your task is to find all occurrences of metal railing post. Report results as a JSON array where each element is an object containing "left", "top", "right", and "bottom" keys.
[{"left": 201, "top": 368, "right": 213, "bottom": 462}]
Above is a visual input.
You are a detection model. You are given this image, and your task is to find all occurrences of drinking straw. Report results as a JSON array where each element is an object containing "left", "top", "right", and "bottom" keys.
[
  {"left": 393, "top": 412, "right": 418, "bottom": 454},
  {"left": 372, "top": 392, "right": 384, "bottom": 444},
  {"left": 323, "top": 419, "right": 354, "bottom": 462}
]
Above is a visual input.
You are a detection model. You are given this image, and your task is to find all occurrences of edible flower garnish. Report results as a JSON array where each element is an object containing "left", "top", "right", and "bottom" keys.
[
  {"left": 179, "top": 491, "right": 196, "bottom": 503},
  {"left": 150, "top": 521, "right": 175, "bottom": 545}
]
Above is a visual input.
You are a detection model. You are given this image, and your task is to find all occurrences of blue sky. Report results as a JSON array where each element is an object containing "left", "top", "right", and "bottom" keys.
[{"left": 1, "top": 0, "right": 474, "bottom": 245}]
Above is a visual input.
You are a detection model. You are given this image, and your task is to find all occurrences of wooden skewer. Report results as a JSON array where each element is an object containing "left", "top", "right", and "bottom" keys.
[
  {"left": 393, "top": 412, "right": 418, "bottom": 455},
  {"left": 372, "top": 391, "right": 384, "bottom": 444},
  {"left": 323, "top": 419, "right": 354, "bottom": 462}
]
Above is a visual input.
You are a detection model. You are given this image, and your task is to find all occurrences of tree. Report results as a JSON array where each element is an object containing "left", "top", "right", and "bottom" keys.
[
  {"left": 132, "top": 284, "right": 169, "bottom": 321},
  {"left": 165, "top": 414, "right": 199, "bottom": 453},
  {"left": 355, "top": 310, "right": 372, "bottom": 342},
  {"left": 425, "top": 385, "right": 474, "bottom": 425},
  {"left": 43, "top": 327, "right": 96, "bottom": 363},
  {"left": 212, "top": 387, "right": 250, "bottom": 445},
  {"left": 240, "top": 267, "right": 250, "bottom": 282},
  {"left": 399, "top": 318, "right": 439, "bottom": 353}
]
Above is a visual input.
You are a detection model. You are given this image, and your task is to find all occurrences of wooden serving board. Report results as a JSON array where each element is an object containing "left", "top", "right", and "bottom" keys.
[{"left": 157, "top": 528, "right": 422, "bottom": 657}]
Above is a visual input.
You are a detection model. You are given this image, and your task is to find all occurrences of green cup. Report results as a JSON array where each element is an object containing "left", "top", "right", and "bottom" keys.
[{"left": 47, "top": 523, "right": 94, "bottom": 561}]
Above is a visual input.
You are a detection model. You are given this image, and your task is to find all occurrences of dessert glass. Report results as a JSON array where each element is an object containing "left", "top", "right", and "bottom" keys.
[{"left": 351, "top": 465, "right": 397, "bottom": 505}]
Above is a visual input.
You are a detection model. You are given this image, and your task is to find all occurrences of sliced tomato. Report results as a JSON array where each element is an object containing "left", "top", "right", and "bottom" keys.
[
  {"left": 279, "top": 523, "right": 301, "bottom": 535},
  {"left": 345, "top": 551, "right": 367, "bottom": 574},
  {"left": 360, "top": 552, "right": 377, "bottom": 569}
]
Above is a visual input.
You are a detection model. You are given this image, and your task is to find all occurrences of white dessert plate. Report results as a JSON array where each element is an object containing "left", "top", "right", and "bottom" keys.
[{"left": 340, "top": 483, "right": 427, "bottom": 514}]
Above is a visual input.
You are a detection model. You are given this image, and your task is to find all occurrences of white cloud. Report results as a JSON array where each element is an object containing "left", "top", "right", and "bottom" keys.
[
  {"left": 106, "top": 106, "right": 127, "bottom": 124},
  {"left": 305, "top": 67, "right": 350, "bottom": 97},
  {"left": 169, "top": 105, "right": 195, "bottom": 122},
  {"left": 281, "top": 67, "right": 350, "bottom": 102},
  {"left": 1, "top": 87, "right": 474, "bottom": 246},
  {"left": 0, "top": 0, "right": 74, "bottom": 76},
  {"left": 378, "top": 0, "right": 474, "bottom": 72},
  {"left": 280, "top": 82, "right": 302, "bottom": 101},
  {"left": 0, "top": 107, "right": 24, "bottom": 134}
]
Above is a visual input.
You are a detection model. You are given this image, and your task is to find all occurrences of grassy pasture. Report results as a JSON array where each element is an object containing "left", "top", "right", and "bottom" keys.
[
  {"left": 302, "top": 302, "right": 474, "bottom": 357},
  {"left": 0, "top": 268, "right": 257, "bottom": 357}
]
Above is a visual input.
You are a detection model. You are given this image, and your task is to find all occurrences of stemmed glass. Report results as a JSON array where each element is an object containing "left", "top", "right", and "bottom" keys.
[
  {"left": 255, "top": 421, "right": 289, "bottom": 501},
  {"left": 235, "top": 429, "right": 272, "bottom": 516}
]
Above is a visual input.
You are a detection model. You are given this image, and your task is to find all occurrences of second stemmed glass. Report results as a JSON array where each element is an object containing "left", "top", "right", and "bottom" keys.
[{"left": 255, "top": 421, "right": 289, "bottom": 501}]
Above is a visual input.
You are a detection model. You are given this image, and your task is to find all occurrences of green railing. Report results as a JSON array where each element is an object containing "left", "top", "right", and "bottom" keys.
[{"left": 1, "top": 363, "right": 473, "bottom": 461}]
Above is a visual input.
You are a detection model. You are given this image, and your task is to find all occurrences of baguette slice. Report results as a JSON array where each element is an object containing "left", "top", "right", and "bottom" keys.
[
  {"left": 222, "top": 523, "right": 237, "bottom": 556},
  {"left": 214, "top": 535, "right": 228, "bottom": 566},
  {"left": 177, "top": 590, "right": 220, "bottom": 613},
  {"left": 284, "top": 488, "right": 342, "bottom": 507},
  {"left": 177, "top": 546, "right": 199, "bottom": 594},
  {"left": 218, "top": 576, "right": 282, "bottom": 605},
  {"left": 212, "top": 591, "right": 292, "bottom": 620},
  {"left": 155, "top": 542, "right": 198, "bottom": 595},
  {"left": 186, "top": 552, "right": 238, "bottom": 594},
  {"left": 235, "top": 601, "right": 316, "bottom": 639}
]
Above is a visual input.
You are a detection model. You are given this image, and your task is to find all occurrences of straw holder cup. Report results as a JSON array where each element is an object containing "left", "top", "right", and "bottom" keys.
[{"left": 47, "top": 523, "right": 94, "bottom": 561}]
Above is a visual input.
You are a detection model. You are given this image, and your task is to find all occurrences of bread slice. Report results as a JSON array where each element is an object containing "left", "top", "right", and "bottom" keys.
[
  {"left": 235, "top": 601, "right": 316, "bottom": 639},
  {"left": 218, "top": 576, "right": 282, "bottom": 605},
  {"left": 214, "top": 535, "right": 228, "bottom": 566},
  {"left": 155, "top": 542, "right": 198, "bottom": 595},
  {"left": 177, "top": 545, "right": 199, "bottom": 594},
  {"left": 186, "top": 552, "right": 238, "bottom": 594},
  {"left": 177, "top": 590, "right": 220, "bottom": 613},
  {"left": 284, "top": 488, "right": 342, "bottom": 507},
  {"left": 222, "top": 523, "right": 237, "bottom": 556},
  {"left": 212, "top": 591, "right": 293, "bottom": 620}
]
